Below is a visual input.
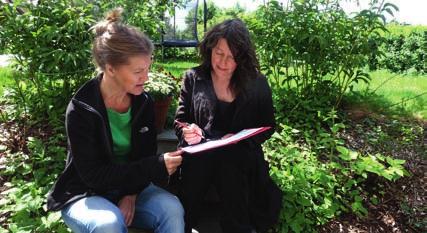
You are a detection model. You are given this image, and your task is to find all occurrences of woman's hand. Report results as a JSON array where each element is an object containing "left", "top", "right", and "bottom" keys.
[
  {"left": 118, "top": 194, "right": 137, "bottom": 226},
  {"left": 164, "top": 150, "right": 183, "bottom": 175},
  {"left": 182, "top": 123, "right": 204, "bottom": 145}
]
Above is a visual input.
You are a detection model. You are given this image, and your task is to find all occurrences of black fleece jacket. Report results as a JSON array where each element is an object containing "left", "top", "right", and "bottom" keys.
[
  {"left": 174, "top": 66, "right": 276, "bottom": 146},
  {"left": 47, "top": 75, "right": 168, "bottom": 211}
]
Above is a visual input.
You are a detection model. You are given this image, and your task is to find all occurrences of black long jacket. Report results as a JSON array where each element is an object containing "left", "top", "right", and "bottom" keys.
[
  {"left": 174, "top": 66, "right": 283, "bottom": 232},
  {"left": 47, "top": 75, "right": 168, "bottom": 211}
]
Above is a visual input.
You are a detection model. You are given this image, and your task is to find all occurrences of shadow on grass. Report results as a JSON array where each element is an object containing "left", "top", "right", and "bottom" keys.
[{"left": 342, "top": 89, "right": 427, "bottom": 121}]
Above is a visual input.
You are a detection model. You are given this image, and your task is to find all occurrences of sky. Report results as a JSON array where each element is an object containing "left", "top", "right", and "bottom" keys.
[{"left": 213, "top": 0, "right": 427, "bottom": 25}]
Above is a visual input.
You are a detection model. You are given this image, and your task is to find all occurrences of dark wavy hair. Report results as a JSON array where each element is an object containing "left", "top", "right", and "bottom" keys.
[{"left": 199, "top": 19, "right": 260, "bottom": 95}]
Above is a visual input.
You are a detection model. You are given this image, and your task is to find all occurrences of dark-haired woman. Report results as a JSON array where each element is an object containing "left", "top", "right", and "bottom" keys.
[
  {"left": 47, "top": 9, "right": 184, "bottom": 233},
  {"left": 174, "top": 19, "right": 282, "bottom": 233}
]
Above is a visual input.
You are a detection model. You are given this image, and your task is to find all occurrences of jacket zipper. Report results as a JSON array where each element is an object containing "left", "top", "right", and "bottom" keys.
[{"left": 131, "top": 92, "right": 149, "bottom": 127}]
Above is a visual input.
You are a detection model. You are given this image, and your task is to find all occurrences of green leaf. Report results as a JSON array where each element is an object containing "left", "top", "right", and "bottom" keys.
[
  {"left": 336, "top": 146, "right": 348, "bottom": 156},
  {"left": 351, "top": 196, "right": 368, "bottom": 216},
  {"left": 337, "top": 146, "right": 358, "bottom": 161},
  {"left": 386, "top": 157, "right": 406, "bottom": 166}
]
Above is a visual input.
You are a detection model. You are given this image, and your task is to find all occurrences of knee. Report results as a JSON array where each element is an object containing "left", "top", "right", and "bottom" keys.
[
  {"left": 161, "top": 196, "right": 185, "bottom": 219},
  {"left": 156, "top": 196, "right": 185, "bottom": 232},
  {"left": 91, "top": 212, "right": 127, "bottom": 233}
]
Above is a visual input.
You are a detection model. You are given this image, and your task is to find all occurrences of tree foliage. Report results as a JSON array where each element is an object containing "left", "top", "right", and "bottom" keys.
[
  {"left": 97, "top": 0, "right": 179, "bottom": 42},
  {"left": 0, "top": 0, "right": 96, "bottom": 123},
  {"left": 248, "top": 0, "right": 397, "bottom": 107}
]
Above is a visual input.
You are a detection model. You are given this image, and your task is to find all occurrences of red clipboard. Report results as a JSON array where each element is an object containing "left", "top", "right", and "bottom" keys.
[{"left": 181, "top": 126, "right": 271, "bottom": 154}]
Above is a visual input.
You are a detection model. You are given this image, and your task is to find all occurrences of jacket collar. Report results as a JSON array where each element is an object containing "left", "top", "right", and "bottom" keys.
[
  {"left": 71, "top": 73, "right": 106, "bottom": 114},
  {"left": 192, "top": 66, "right": 252, "bottom": 132},
  {"left": 72, "top": 73, "right": 148, "bottom": 120}
]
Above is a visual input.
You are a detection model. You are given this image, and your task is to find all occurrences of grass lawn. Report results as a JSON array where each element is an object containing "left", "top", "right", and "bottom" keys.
[
  {"left": 154, "top": 59, "right": 198, "bottom": 77},
  {"left": 350, "top": 70, "right": 427, "bottom": 119},
  {"left": 0, "top": 66, "right": 15, "bottom": 96}
]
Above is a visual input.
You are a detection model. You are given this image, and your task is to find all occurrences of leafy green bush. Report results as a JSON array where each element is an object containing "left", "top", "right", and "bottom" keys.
[
  {"left": 248, "top": 0, "right": 396, "bottom": 106},
  {"left": 379, "top": 31, "right": 427, "bottom": 74},
  {"left": 157, "top": 47, "right": 198, "bottom": 61},
  {"left": 266, "top": 82, "right": 411, "bottom": 232},
  {"left": 0, "top": 0, "right": 96, "bottom": 123},
  {"left": 265, "top": 121, "right": 409, "bottom": 232},
  {"left": 1, "top": 135, "right": 68, "bottom": 232},
  {"left": 368, "top": 23, "right": 427, "bottom": 74}
]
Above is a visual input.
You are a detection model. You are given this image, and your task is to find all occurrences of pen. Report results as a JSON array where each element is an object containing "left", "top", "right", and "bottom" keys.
[
  {"left": 175, "top": 120, "right": 205, "bottom": 139},
  {"left": 174, "top": 120, "right": 189, "bottom": 128}
]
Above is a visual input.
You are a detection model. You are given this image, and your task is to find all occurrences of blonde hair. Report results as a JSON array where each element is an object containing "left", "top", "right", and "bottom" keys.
[{"left": 91, "top": 8, "right": 153, "bottom": 71}]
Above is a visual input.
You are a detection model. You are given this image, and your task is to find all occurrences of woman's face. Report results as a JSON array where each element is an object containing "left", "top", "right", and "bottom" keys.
[
  {"left": 211, "top": 38, "right": 237, "bottom": 79},
  {"left": 109, "top": 55, "right": 152, "bottom": 95}
]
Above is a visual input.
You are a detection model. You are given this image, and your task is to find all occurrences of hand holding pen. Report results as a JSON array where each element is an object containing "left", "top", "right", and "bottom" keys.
[{"left": 175, "top": 120, "right": 205, "bottom": 145}]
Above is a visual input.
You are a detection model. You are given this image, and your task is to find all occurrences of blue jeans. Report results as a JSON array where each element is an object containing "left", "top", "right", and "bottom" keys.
[{"left": 61, "top": 183, "right": 184, "bottom": 233}]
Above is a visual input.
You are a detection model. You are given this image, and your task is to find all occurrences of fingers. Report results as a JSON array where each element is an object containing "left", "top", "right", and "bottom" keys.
[
  {"left": 185, "top": 136, "right": 202, "bottom": 145},
  {"left": 127, "top": 203, "right": 135, "bottom": 226},
  {"left": 182, "top": 124, "right": 203, "bottom": 145},
  {"left": 167, "top": 149, "right": 183, "bottom": 157},
  {"left": 167, "top": 156, "right": 182, "bottom": 168},
  {"left": 118, "top": 196, "right": 136, "bottom": 226},
  {"left": 130, "top": 211, "right": 135, "bottom": 226},
  {"left": 182, "top": 127, "right": 200, "bottom": 137},
  {"left": 164, "top": 152, "right": 183, "bottom": 175},
  {"left": 190, "top": 124, "right": 203, "bottom": 137},
  {"left": 124, "top": 206, "right": 134, "bottom": 226},
  {"left": 166, "top": 156, "right": 182, "bottom": 166}
]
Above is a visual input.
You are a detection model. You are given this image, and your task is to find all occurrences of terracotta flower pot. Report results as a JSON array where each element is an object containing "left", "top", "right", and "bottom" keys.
[{"left": 153, "top": 96, "right": 172, "bottom": 133}]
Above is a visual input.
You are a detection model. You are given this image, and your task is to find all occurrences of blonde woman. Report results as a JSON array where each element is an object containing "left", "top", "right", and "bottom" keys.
[{"left": 47, "top": 9, "right": 184, "bottom": 233}]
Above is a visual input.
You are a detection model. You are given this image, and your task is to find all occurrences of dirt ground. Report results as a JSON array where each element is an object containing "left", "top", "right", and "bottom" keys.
[{"left": 319, "top": 111, "right": 426, "bottom": 233}]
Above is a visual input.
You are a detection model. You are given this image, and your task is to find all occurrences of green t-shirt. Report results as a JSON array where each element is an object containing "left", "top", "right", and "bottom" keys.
[{"left": 107, "top": 107, "right": 132, "bottom": 163}]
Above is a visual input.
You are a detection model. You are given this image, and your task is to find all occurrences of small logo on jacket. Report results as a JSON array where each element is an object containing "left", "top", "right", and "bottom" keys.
[{"left": 139, "top": 127, "right": 149, "bottom": 133}]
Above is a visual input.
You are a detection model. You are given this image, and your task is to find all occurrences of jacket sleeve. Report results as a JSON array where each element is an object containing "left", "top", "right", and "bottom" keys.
[
  {"left": 246, "top": 76, "right": 276, "bottom": 145},
  {"left": 174, "top": 70, "right": 195, "bottom": 147},
  {"left": 66, "top": 103, "right": 167, "bottom": 193}
]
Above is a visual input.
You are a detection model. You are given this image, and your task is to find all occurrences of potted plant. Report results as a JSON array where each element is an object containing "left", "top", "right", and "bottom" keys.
[{"left": 145, "top": 69, "right": 180, "bottom": 133}]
